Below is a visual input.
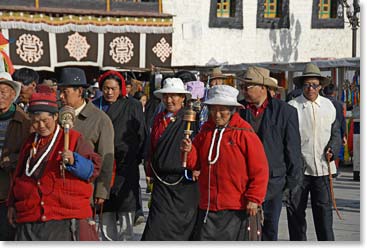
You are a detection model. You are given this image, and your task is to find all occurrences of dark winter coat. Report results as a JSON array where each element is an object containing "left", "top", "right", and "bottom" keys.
[
  {"left": 239, "top": 97, "right": 303, "bottom": 200},
  {"left": 93, "top": 96, "right": 147, "bottom": 212}
]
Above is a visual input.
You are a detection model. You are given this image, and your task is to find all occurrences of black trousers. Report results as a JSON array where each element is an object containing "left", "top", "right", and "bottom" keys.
[
  {"left": 286, "top": 175, "right": 335, "bottom": 241},
  {"left": 262, "top": 192, "right": 283, "bottom": 241},
  {"left": 0, "top": 202, "right": 15, "bottom": 240}
]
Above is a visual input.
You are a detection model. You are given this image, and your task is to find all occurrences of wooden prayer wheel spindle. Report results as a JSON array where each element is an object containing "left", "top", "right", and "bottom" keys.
[
  {"left": 182, "top": 102, "right": 196, "bottom": 168},
  {"left": 59, "top": 106, "right": 75, "bottom": 179}
]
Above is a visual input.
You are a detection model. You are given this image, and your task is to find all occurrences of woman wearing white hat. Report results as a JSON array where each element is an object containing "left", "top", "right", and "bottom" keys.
[
  {"left": 142, "top": 78, "right": 200, "bottom": 241},
  {"left": 181, "top": 85, "right": 269, "bottom": 240}
]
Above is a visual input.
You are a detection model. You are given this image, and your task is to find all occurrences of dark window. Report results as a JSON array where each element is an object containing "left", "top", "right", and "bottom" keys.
[
  {"left": 209, "top": 0, "right": 243, "bottom": 29},
  {"left": 312, "top": 0, "right": 344, "bottom": 28},
  {"left": 257, "top": 0, "right": 289, "bottom": 29}
]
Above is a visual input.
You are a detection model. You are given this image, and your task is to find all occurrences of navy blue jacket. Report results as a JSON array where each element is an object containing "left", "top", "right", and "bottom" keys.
[{"left": 239, "top": 96, "right": 303, "bottom": 200}]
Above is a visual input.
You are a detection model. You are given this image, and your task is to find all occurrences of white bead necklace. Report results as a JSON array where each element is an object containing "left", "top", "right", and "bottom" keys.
[
  {"left": 207, "top": 126, "right": 226, "bottom": 165},
  {"left": 25, "top": 125, "right": 60, "bottom": 177}
]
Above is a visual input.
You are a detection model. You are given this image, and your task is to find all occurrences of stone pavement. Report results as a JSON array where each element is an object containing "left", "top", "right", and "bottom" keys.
[{"left": 132, "top": 163, "right": 360, "bottom": 241}]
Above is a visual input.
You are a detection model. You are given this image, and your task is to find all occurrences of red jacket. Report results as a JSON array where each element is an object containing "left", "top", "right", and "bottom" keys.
[
  {"left": 8, "top": 128, "right": 101, "bottom": 223},
  {"left": 187, "top": 113, "right": 269, "bottom": 211}
]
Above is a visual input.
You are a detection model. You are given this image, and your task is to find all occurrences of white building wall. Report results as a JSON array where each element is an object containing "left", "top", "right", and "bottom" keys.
[{"left": 162, "top": 0, "right": 360, "bottom": 66}]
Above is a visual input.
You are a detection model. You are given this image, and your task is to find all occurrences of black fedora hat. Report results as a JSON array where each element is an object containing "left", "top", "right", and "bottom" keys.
[{"left": 58, "top": 67, "right": 88, "bottom": 88}]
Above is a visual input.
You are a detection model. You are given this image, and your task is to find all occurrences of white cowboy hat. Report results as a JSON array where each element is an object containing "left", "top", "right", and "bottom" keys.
[
  {"left": 204, "top": 85, "right": 243, "bottom": 107},
  {"left": 154, "top": 78, "right": 191, "bottom": 100},
  {"left": 0, "top": 71, "right": 21, "bottom": 102}
]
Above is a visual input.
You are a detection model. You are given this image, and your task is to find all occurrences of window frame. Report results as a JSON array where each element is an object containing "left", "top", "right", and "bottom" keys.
[
  {"left": 257, "top": 0, "right": 290, "bottom": 29},
  {"left": 311, "top": 0, "right": 344, "bottom": 29},
  {"left": 209, "top": 0, "right": 243, "bottom": 29}
]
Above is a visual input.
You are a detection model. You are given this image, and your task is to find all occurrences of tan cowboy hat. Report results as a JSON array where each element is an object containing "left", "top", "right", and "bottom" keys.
[
  {"left": 209, "top": 67, "right": 228, "bottom": 81},
  {"left": 238, "top": 66, "right": 275, "bottom": 88},
  {"left": 268, "top": 77, "right": 283, "bottom": 89},
  {"left": 293, "top": 63, "right": 330, "bottom": 88}
]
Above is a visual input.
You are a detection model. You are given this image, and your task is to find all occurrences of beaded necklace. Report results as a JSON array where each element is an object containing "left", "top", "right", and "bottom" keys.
[{"left": 25, "top": 125, "right": 60, "bottom": 177}]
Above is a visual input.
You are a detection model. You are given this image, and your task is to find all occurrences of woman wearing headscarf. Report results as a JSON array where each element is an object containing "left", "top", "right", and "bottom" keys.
[
  {"left": 93, "top": 70, "right": 146, "bottom": 241},
  {"left": 181, "top": 85, "right": 269, "bottom": 241},
  {"left": 141, "top": 78, "right": 200, "bottom": 241},
  {"left": 7, "top": 89, "right": 101, "bottom": 241}
]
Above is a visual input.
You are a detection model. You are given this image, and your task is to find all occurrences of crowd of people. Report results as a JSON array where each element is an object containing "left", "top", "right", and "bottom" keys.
[{"left": 0, "top": 62, "right": 343, "bottom": 241}]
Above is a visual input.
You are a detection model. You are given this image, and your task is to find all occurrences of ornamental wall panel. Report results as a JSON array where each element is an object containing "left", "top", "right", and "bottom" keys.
[
  {"left": 56, "top": 32, "right": 98, "bottom": 64},
  {"left": 146, "top": 34, "right": 172, "bottom": 67},
  {"left": 103, "top": 33, "right": 140, "bottom": 68},
  {"left": 8, "top": 29, "right": 50, "bottom": 68}
]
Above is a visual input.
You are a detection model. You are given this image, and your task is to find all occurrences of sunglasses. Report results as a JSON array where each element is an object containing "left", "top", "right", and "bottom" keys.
[{"left": 303, "top": 84, "right": 320, "bottom": 90}]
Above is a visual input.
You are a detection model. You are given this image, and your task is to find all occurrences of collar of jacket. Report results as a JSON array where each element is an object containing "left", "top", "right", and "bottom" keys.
[
  {"left": 78, "top": 100, "right": 95, "bottom": 118},
  {"left": 13, "top": 105, "right": 30, "bottom": 123}
]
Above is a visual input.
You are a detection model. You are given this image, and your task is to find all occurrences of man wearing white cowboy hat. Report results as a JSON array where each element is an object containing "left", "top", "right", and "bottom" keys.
[
  {"left": 142, "top": 77, "right": 200, "bottom": 241},
  {"left": 181, "top": 84, "right": 269, "bottom": 241},
  {"left": 238, "top": 66, "right": 303, "bottom": 241},
  {"left": 287, "top": 63, "right": 341, "bottom": 241},
  {"left": 0, "top": 72, "right": 31, "bottom": 240}
]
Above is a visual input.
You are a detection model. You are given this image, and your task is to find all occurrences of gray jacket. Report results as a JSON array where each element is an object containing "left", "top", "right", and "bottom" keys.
[{"left": 74, "top": 100, "right": 114, "bottom": 200}]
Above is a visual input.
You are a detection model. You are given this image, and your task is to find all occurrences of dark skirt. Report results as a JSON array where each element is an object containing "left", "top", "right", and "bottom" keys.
[
  {"left": 141, "top": 178, "right": 199, "bottom": 241},
  {"left": 15, "top": 219, "right": 79, "bottom": 241},
  {"left": 193, "top": 209, "right": 261, "bottom": 241}
]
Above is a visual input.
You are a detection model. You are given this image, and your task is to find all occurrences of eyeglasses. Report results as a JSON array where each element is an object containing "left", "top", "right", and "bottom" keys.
[
  {"left": 240, "top": 84, "right": 258, "bottom": 91},
  {"left": 303, "top": 84, "right": 320, "bottom": 90}
]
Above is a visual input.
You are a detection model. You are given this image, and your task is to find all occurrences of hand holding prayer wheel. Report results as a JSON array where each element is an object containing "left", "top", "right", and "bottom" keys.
[{"left": 182, "top": 102, "right": 196, "bottom": 167}]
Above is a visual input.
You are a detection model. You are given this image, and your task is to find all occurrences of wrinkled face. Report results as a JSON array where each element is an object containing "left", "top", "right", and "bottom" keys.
[
  {"left": 102, "top": 79, "right": 120, "bottom": 103},
  {"left": 162, "top": 93, "right": 185, "bottom": 113},
  {"left": 208, "top": 105, "right": 232, "bottom": 127},
  {"left": 140, "top": 95, "right": 147, "bottom": 108},
  {"left": 302, "top": 77, "right": 321, "bottom": 102},
  {"left": 0, "top": 84, "right": 16, "bottom": 113},
  {"left": 241, "top": 83, "right": 266, "bottom": 104},
  {"left": 59, "top": 86, "right": 84, "bottom": 108},
  {"left": 20, "top": 82, "right": 36, "bottom": 103},
  {"left": 31, "top": 112, "right": 58, "bottom": 137}
]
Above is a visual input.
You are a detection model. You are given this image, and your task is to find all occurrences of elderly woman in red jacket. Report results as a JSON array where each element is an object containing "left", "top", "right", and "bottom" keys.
[
  {"left": 7, "top": 90, "right": 101, "bottom": 241},
  {"left": 181, "top": 84, "right": 269, "bottom": 241}
]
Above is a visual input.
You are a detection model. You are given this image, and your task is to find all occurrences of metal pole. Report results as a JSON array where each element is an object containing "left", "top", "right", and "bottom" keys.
[{"left": 352, "top": 26, "right": 357, "bottom": 57}]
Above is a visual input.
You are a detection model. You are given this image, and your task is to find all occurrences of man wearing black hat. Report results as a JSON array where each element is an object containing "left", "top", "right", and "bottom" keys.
[
  {"left": 288, "top": 63, "right": 341, "bottom": 241},
  {"left": 58, "top": 67, "right": 114, "bottom": 208}
]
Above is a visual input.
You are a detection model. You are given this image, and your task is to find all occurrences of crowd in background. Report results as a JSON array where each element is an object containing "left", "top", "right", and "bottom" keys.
[{"left": 0, "top": 63, "right": 344, "bottom": 241}]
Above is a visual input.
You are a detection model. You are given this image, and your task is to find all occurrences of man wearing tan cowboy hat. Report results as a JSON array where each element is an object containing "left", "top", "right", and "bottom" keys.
[
  {"left": 287, "top": 63, "right": 341, "bottom": 241},
  {"left": 0, "top": 72, "right": 31, "bottom": 240},
  {"left": 208, "top": 67, "right": 228, "bottom": 87},
  {"left": 238, "top": 66, "right": 303, "bottom": 241}
]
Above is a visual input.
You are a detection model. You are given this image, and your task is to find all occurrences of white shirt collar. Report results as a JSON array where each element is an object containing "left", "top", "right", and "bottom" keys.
[
  {"left": 74, "top": 100, "right": 86, "bottom": 116},
  {"left": 301, "top": 94, "right": 321, "bottom": 107}
]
